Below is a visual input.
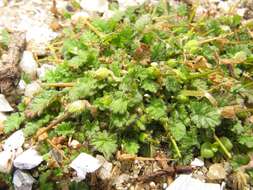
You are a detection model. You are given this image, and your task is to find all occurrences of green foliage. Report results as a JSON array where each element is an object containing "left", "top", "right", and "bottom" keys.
[
  {"left": 69, "top": 75, "right": 97, "bottom": 101},
  {"left": 4, "top": 113, "right": 25, "bottom": 134},
  {"left": 55, "top": 122, "right": 75, "bottom": 137},
  {"left": 91, "top": 131, "right": 118, "bottom": 159},
  {"left": 146, "top": 99, "right": 167, "bottom": 120},
  {"left": 25, "top": 90, "right": 60, "bottom": 118},
  {"left": 189, "top": 101, "right": 221, "bottom": 129},
  {"left": 0, "top": 29, "right": 10, "bottom": 48},
  {"left": 122, "top": 139, "right": 140, "bottom": 155}
]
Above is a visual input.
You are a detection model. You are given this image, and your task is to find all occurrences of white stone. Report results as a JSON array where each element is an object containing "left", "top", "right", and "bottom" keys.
[
  {"left": 26, "top": 26, "right": 58, "bottom": 56},
  {"left": 102, "top": 10, "right": 115, "bottom": 20},
  {"left": 96, "top": 155, "right": 113, "bottom": 180},
  {"left": 191, "top": 158, "right": 204, "bottom": 167},
  {"left": 36, "top": 64, "right": 56, "bottom": 79},
  {"left": 166, "top": 175, "right": 220, "bottom": 190},
  {"left": 14, "top": 148, "right": 43, "bottom": 170},
  {"left": 71, "top": 11, "right": 91, "bottom": 23},
  {"left": 69, "top": 140, "right": 81, "bottom": 149},
  {"left": 237, "top": 8, "right": 246, "bottom": 17},
  {"left": 3, "top": 130, "right": 24, "bottom": 151},
  {"left": 13, "top": 170, "right": 35, "bottom": 190},
  {"left": 207, "top": 163, "right": 226, "bottom": 180},
  {"left": 0, "top": 112, "right": 7, "bottom": 123},
  {"left": 79, "top": 0, "right": 109, "bottom": 13},
  {"left": 0, "top": 94, "right": 14, "bottom": 112},
  {"left": 20, "top": 51, "right": 38, "bottom": 80},
  {"left": 24, "top": 81, "right": 42, "bottom": 98},
  {"left": 18, "top": 80, "right": 27, "bottom": 92},
  {"left": 70, "top": 153, "right": 101, "bottom": 181},
  {"left": 0, "top": 150, "right": 14, "bottom": 173}
]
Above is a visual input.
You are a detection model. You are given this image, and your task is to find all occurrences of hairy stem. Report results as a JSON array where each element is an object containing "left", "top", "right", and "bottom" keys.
[{"left": 214, "top": 134, "right": 232, "bottom": 159}]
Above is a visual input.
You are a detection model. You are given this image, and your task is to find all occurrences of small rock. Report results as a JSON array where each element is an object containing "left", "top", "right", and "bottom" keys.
[
  {"left": 96, "top": 155, "right": 113, "bottom": 180},
  {"left": 79, "top": 0, "right": 109, "bottom": 13},
  {"left": 49, "top": 149, "right": 63, "bottom": 165},
  {"left": 166, "top": 175, "right": 220, "bottom": 190},
  {"left": 149, "top": 181, "right": 156, "bottom": 188},
  {"left": 3, "top": 130, "right": 24, "bottom": 151},
  {"left": 36, "top": 64, "right": 56, "bottom": 80},
  {"left": 0, "top": 150, "right": 14, "bottom": 173},
  {"left": 191, "top": 158, "right": 204, "bottom": 167},
  {"left": 71, "top": 11, "right": 90, "bottom": 24},
  {"left": 20, "top": 51, "right": 38, "bottom": 80},
  {"left": 14, "top": 148, "right": 43, "bottom": 170},
  {"left": 70, "top": 153, "right": 101, "bottom": 181},
  {"left": 13, "top": 170, "right": 35, "bottom": 190},
  {"left": 18, "top": 80, "right": 27, "bottom": 92},
  {"left": 0, "top": 112, "right": 7, "bottom": 128},
  {"left": 0, "top": 94, "right": 14, "bottom": 112},
  {"left": 24, "top": 81, "right": 42, "bottom": 98},
  {"left": 26, "top": 26, "right": 58, "bottom": 56},
  {"left": 69, "top": 140, "right": 81, "bottom": 149},
  {"left": 207, "top": 163, "right": 227, "bottom": 181}
]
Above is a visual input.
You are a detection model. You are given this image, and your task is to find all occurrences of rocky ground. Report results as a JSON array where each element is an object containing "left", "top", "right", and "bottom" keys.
[{"left": 0, "top": 0, "right": 253, "bottom": 190}]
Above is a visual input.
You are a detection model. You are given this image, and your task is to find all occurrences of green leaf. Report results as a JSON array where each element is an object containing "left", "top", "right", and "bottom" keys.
[
  {"left": 165, "top": 76, "right": 181, "bottom": 93},
  {"left": 189, "top": 101, "right": 221, "bottom": 129},
  {"left": 4, "top": 113, "right": 25, "bottom": 134},
  {"left": 122, "top": 140, "right": 140, "bottom": 155},
  {"left": 23, "top": 115, "right": 51, "bottom": 137},
  {"left": 146, "top": 99, "right": 167, "bottom": 120},
  {"left": 239, "top": 136, "right": 253, "bottom": 148},
  {"left": 141, "top": 80, "right": 159, "bottom": 93},
  {"left": 170, "top": 121, "right": 186, "bottom": 141},
  {"left": 110, "top": 98, "right": 128, "bottom": 114},
  {"left": 91, "top": 131, "right": 117, "bottom": 159},
  {"left": 231, "top": 154, "right": 250, "bottom": 169},
  {"left": 25, "top": 90, "right": 60, "bottom": 118},
  {"left": 0, "top": 29, "right": 10, "bottom": 47},
  {"left": 69, "top": 75, "right": 97, "bottom": 101},
  {"left": 55, "top": 122, "right": 75, "bottom": 137}
]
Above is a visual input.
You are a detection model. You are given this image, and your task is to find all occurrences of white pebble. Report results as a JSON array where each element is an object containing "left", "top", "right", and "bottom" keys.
[
  {"left": 20, "top": 51, "right": 38, "bottom": 80},
  {"left": 70, "top": 153, "right": 101, "bottom": 181},
  {"left": 14, "top": 148, "right": 43, "bottom": 170},
  {"left": 0, "top": 94, "right": 13, "bottom": 112},
  {"left": 24, "top": 81, "right": 42, "bottom": 98}
]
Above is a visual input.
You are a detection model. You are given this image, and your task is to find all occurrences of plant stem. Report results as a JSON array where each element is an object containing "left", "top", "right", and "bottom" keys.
[
  {"left": 35, "top": 112, "right": 71, "bottom": 139},
  {"left": 83, "top": 19, "right": 104, "bottom": 38},
  {"left": 168, "top": 133, "right": 182, "bottom": 158},
  {"left": 214, "top": 134, "right": 232, "bottom": 159},
  {"left": 43, "top": 82, "right": 75, "bottom": 88}
]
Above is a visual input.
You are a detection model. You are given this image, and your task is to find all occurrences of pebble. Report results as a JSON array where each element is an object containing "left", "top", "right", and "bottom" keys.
[
  {"left": 0, "top": 150, "right": 14, "bottom": 173},
  {"left": 69, "top": 140, "right": 81, "bottom": 149},
  {"left": 20, "top": 51, "right": 38, "bottom": 80},
  {"left": 13, "top": 170, "right": 35, "bottom": 190},
  {"left": 0, "top": 112, "right": 7, "bottom": 128},
  {"left": 70, "top": 153, "right": 101, "bottom": 181},
  {"left": 14, "top": 148, "right": 43, "bottom": 170},
  {"left": 166, "top": 174, "right": 221, "bottom": 190},
  {"left": 149, "top": 181, "right": 156, "bottom": 188},
  {"left": 0, "top": 94, "right": 14, "bottom": 112},
  {"left": 24, "top": 81, "right": 42, "bottom": 98},
  {"left": 79, "top": 0, "right": 109, "bottom": 13},
  {"left": 207, "top": 163, "right": 227, "bottom": 181},
  {"left": 96, "top": 155, "right": 113, "bottom": 180},
  {"left": 36, "top": 64, "right": 56, "bottom": 80},
  {"left": 191, "top": 158, "right": 205, "bottom": 167},
  {"left": 3, "top": 130, "right": 24, "bottom": 151}
]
